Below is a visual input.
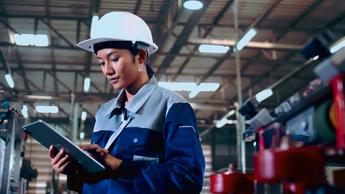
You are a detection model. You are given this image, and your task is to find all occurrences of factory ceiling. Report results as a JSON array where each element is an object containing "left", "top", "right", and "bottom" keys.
[{"left": 0, "top": 0, "right": 344, "bottom": 134}]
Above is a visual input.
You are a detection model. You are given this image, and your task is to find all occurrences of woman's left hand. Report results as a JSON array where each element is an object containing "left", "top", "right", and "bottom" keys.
[{"left": 80, "top": 144, "right": 122, "bottom": 172}]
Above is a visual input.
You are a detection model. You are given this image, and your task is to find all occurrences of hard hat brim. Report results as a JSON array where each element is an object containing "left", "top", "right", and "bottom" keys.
[{"left": 77, "top": 38, "right": 158, "bottom": 54}]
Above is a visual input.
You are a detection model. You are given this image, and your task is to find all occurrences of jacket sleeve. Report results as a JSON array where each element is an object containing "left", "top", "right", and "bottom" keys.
[{"left": 118, "top": 102, "right": 205, "bottom": 194}]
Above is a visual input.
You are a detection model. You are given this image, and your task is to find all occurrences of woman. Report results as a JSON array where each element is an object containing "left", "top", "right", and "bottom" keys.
[{"left": 49, "top": 11, "right": 205, "bottom": 194}]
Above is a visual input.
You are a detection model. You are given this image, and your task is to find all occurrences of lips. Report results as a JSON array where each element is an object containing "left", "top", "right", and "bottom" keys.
[{"left": 109, "top": 77, "right": 119, "bottom": 84}]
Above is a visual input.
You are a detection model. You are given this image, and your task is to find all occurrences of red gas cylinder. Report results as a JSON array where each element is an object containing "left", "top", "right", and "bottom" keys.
[
  {"left": 210, "top": 165, "right": 254, "bottom": 194},
  {"left": 254, "top": 146, "right": 326, "bottom": 186}
]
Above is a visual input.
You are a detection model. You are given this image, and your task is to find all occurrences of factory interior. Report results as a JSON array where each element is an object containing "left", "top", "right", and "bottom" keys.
[{"left": 0, "top": 0, "right": 345, "bottom": 193}]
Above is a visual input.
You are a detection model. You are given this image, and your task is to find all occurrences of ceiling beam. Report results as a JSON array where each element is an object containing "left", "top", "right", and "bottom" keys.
[
  {"left": 171, "top": 0, "right": 235, "bottom": 81},
  {"left": 45, "top": 0, "right": 60, "bottom": 96},
  {"left": 155, "top": 0, "right": 212, "bottom": 76},
  {"left": 198, "top": 0, "right": 284, "bottom": 85},
  {"left": 189, "top": 38, "right": 302, "bottom": 51},
  {"left": 40, "top": 19, "right": 75, "bottom": 47},
  {"left": 151, "top": 0, "right": 179, "bottom": 67},
  {"left": 226, "top": 0, "right": 326, "bottom": 102},
  {"left": 134, "top": 0, "right": 142, "bottom": 15},
  {"left": 0, "top": 6, "right": 32, "bottom": 92}
]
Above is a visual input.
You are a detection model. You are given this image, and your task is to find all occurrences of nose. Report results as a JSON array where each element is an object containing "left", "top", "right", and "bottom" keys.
[{"left": 104, "top": 61, "right": 114, "bottom": 75}]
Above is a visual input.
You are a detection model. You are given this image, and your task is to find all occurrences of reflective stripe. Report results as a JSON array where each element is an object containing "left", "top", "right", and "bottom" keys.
[
  {"left": 179, "top": 125, "right": 197, "bottom": 134},
  {"left": 133, "top": 155, "right": 159, "bottom": 162}
]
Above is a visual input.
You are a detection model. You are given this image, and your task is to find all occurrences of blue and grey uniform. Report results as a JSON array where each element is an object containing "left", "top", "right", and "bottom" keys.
[{"left": 82, "top": 76, "right": 205, "bottom": 194}]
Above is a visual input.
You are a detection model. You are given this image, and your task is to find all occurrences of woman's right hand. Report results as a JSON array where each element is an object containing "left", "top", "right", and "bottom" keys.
[{"left": 48, "top": 145, "right": 76, "bottom": 175}]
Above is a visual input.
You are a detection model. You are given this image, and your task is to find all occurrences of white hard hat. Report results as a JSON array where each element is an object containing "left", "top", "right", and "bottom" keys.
[{"left": 77, "top": 12, "right": 158, "bottom": 54}]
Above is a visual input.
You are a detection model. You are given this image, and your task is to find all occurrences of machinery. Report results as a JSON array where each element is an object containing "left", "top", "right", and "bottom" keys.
[
  {"left": 210, "top": 34, "right": 345, "bottom": 194},
  {"left": 0, "top": 92, "right": 36, "bottom": 194}
]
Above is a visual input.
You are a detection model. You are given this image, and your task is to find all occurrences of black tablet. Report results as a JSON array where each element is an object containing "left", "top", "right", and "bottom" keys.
[{"left": 22, "top": 120, "right": 105, "bottom": 173}]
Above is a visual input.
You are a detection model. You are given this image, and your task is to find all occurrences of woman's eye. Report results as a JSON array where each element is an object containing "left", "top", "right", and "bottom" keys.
[
  {"left": 98, "top": 61, "right": 105, "bottom": 66},
  {"left": 111, "top": 57, "right": 119, "bottom": 62}
]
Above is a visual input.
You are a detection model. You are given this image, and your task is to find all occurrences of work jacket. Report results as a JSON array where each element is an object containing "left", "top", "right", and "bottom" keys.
[{"left": 76, "top": 76, "right": 205, "bottom": 194}]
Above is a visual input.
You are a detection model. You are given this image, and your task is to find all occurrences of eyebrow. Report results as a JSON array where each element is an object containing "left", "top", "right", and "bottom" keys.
[{"left": 97, "top": 51, "right": 119, "bottom": 59}]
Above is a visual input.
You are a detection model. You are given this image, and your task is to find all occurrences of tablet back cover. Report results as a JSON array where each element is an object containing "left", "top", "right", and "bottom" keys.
[{"left": 22, "top": 120, "right": 105, "bottom": 173}]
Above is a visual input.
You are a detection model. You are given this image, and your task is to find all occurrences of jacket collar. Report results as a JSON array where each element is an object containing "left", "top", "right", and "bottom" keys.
[{"left": 104, "top": 76, "right": 158, "bottom": 116}]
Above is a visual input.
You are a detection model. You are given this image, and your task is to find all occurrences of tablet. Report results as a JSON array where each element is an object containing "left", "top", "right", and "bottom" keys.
[{"left": 22, "top": 120, "right": 105, "bottom": 173}]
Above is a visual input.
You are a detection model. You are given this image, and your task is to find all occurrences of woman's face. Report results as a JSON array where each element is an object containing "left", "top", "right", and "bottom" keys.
[{"left": 96, "top": 48, "right": 141, "bottom": 90}]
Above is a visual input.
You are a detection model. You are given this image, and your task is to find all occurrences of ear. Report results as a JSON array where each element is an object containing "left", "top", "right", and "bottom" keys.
[{"left": 136, "top": 49, "right": 148, "bottom": 65}]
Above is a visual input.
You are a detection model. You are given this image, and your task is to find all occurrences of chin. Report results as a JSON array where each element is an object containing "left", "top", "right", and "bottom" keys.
[{"left": 112, "top": 83, "right": 125, "bottom": 90}]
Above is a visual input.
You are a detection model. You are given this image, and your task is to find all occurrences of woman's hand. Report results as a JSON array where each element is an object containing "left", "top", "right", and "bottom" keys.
[
  {"left": 48, "top": 145, "right": 76, "bottom": 175},
  {"left": 81, "top": 144, "right": 122, "bottom": 172}
]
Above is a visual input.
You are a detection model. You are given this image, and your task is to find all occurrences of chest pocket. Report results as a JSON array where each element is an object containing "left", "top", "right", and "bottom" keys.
[{"left": 111, "top": 127, "right": 164, "bottom": 161}]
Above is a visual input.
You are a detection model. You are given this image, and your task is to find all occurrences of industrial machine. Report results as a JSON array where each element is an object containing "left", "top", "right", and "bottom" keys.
[
  {"left": 0, "top": 92, "right": 36, "bottom": 194},
  {"left": 210, "top": 34, "right": 345, "bottom": 194}
]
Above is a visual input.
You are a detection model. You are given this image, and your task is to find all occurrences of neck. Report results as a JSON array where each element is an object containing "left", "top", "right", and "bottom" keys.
[{"left": 125, "top": 73, "right": 149, "bottom": 103}]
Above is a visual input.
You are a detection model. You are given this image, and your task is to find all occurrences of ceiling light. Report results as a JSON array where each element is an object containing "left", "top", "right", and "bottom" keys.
[
  {"left": 215, "top": 110, "right": 236, "bottom": 128},
  {"left": 83, "top": 77, "right": 91, "bottom": 92},
  {"left": 21, "top": 105, "right": 28, "bottom": 118},
  {"left": 183, "top": 0, "right": 203, "bottom": 10},
  {"left": 14, "top": 33, "right": 49, "bottom": 47},
  {"left": 189, "top": 83, "right": 220, "bottom": 98},
  {"left": 158, "top": 82, "right": 220, "bottom": 98},
  {"left": 188, "top": 90, "right": 200, "bottom": 98},
  {"left": 79, "top": 131, "right": 85, "bottom": 140},
  {"left": 26, "top": 95, "right": 54, "bottom": 100},
  {"left": 330, "top": 36, "right": 345, "bottom": 54},
  {"left": 158, "top": 82, "right": 197, "bottom": 91},
  {"left": 5, "top": 74, "right": 15, "bottom": 88},
  {"left": 35, "top": 105, "right": 59, "bottom": 113},
  {"left": 81, "top": 111, "right": 87, "bottom": 121},
  {"left": 255, "top": 88, "right": 273, "bottom": 103},
  {"left": 34, "top": 34, "right": 49, "bottom": 46},
  {"left": 215, "top": 117, "right": 228, "bottom": 128},
  {"left": 199, "top": 44, "right": 230, "bottom": 54},
  {"left": 235, "top": 28, "right": 257, "bottom": 51}
]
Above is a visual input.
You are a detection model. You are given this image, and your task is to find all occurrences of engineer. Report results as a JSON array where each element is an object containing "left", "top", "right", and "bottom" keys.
[{"left": 48, "top": 11, "right": 205, "bottom": 194}]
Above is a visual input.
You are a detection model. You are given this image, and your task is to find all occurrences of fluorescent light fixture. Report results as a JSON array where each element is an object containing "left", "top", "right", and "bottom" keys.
[
  {"left": 35, "top": 105, "right": 59, "bottom": 113},
  {"left": 198, "top": 83, "right": 220, "bottom": 91},
  {"left": 199, "top": 44, "right": 230, "bottom": 54},
  {"left": 81, "top": 111, "right": 87, "bottom": 121},
  {"left": 5, "top": 74, "right": 15, "bottom": 88},
  {"left": 34, "top": 34, "right": 49, "bottom": 46},
  {"left": 330, "top": 37, "right": 345, "bottom": 53},
  {"left": 14, "top": 33, "right": 49, "bottom": 47},
  {"left": 188, "top": 90, "right": 200, "bottom": 98},
  {"left": 83, "top": 77, "right": 91, "bottom": 92},
  {"left": 159, "top": 82, "right": 220, "bottom": 98},
  {"left": 26, "top": 95, "right": 54, "bottom": 100},
  {"left": 79, "top": 131, "right": 85, "bottom": 140},
  {"left": 158, "top": 82, "right": 197, "bottom": 91},
  {"left": 255, "top": 88, "right": 273, "bottom": 103},
  {"left": 215, "top": 110, "right": 236, "bottom": 128},
  {"left": 189, "top": 83, "right": 220, "bottom": 98},
  {"left": 235, "top": 28, "right": 257, "bottom": 51},
  {"left": 215, "top": 117, "right": 228, "bottom": 128},
  {"left": 21, "top": 105, "right": 28, "bottom": 118},
  {"left": 183, "top": 0, "right": 203, "bottom": 10}
]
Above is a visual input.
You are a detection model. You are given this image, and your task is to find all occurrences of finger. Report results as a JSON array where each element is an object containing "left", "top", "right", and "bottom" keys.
[
  {"left": 82, "top": 144, "right": 100, "bottom": 151},
  {"left": 96, "top": 148, "right": 108, "bottom": 157},
  {"left": 51, "top": 149, "right": 66, "bottom": 166},
  {"left": 48, "top": 145, "right": 55, "bottom": 158},
  {"left": 54, "top": 154, "right": 70, "bottom": 172},
  {"left": 58, "top": 160, "right": 71, "bottom": 173}
]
